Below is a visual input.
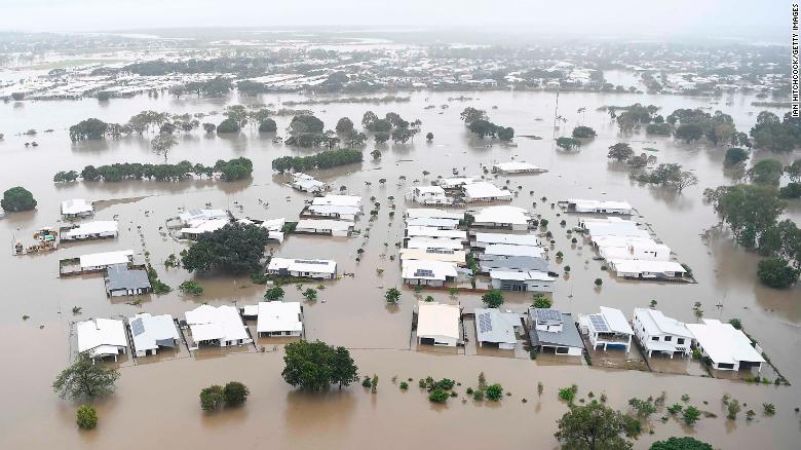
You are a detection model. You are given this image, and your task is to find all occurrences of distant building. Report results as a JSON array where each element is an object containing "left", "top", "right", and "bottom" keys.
[
  {"left": 295, "top": 219, "right": 354, "bottom": 237},
  {"left": 566, "top": 199, "right": 633, "bottom": 215},
  {"left": 469, "top": 205, "right": 531, "bottom": 231},
  {"left": 290, "top": 173, "right": 326, "bottom": 193},
  {"left": 60, "top": 220, "right": 118, "bottom": 241},
  {"left": 79, "top": 250, "right": 134, "bottom": 272},
  {"left": 492, "top": 161, "right": 545, "bottom": 174},
  {"left": 462, "top": 182, "right": 512, "bottom": 202},
  {"left": 406, "top": 186, "right": 452, "bottom": 205},
  {"left": 267, "top": 258, "right": 337, "bottom": 279},
  {"left": 61, "top": 199, "right": 94, "bottom": 219}
]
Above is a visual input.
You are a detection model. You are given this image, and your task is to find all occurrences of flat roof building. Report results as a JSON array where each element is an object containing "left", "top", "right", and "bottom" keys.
[
  {"left": 257, "top": 302, "right": 303, "bottom": 337},
  {"left": 417, "top": 301, "right": 460, "bottom": 347}
]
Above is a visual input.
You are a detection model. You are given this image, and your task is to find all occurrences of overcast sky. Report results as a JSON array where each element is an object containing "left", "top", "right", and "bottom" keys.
[{"left": 0, "top": 0, "right": 788, "bottom": 39}]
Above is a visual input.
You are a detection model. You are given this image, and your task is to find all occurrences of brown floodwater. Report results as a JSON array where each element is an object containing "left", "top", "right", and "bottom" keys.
[{"left": 1, "top": 88, "right": 800, "bottom": 449}]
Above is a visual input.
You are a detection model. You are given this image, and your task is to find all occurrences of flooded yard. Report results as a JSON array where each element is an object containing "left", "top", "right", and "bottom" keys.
[{"left": 1, "top": 88, "right": 800, "bottom": 448}]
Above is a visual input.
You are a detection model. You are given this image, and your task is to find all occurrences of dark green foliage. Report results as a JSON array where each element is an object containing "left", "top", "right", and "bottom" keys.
[
  {"left": 384, "top": 287, "right": 401, "bottom": 303},
  {"left": 53, "top": 355, "right": 120, "bottom": 400},
  {"left": 222, "top": 381, "right": 249, "bottom": 407},
  {"left": 621, "top": 415, "right": 641, "bottom": 438},
  {"left": 649, "top": 437, "right": 713, "bottom": 450},
  {"left": 272, "top": 149, "right": 363, "bottom": 173},
  {"left": 179, "top": 280, "right": 203, "bottom": 296},
  {"left": 556, "top": 136, "right": 581, "bottom": 151},
  {"left": 429, "top": 388, "right": 449, "bottom": 403},
  {"left": 757, "top": 257, "right": 799, "bottom": 288},
  {"left": 779, "top": 182, "right": 801, "bottom": 199},
  {"left": 69, "top": 118, "right": 111, "bottom": 142},
  {"left": 749, "top": 159, "right": 784, "bottom": 185},
  {"left": 555, "top": 401, "right": 633, "bottom": 450},
  {"left": 282, "top": 341, "right": 359, "bottom": 391},
  {"left": 705, "top": 184, "right": 786, "bottom": 249},
  {"left": 237, "top": 80, "right": 269, "bottom": 95},
  {"left": 668, "top": 108, "right": 738, "bottom": 146},
  {"left": 607, "top": 143, "right": 634, "bottom": 161},
  {"left": 182, "top": 223, "right": 269, "bottom": 274},
  {"left": 67, "top": 158, "right": 251, "bottom": 183},
  {"left": 682, "top": 405, "right": 701, "bottom": 426},
  {"left": 200, "top": 385, "right": 224, "bottom": 411},
  {"left": 217, "top": 118, "right": 241, "bottom": 134},
  {"left": 258, "top": 119, "right": 277, "bottom": 133},
  {"left": 532, "top": 293, "right": 552, "bottom": 309},
  {"left": 572, "top": 126, "right": 597, "bottom": 138},
  {"left": 485, "top": 384, "right": 503, "bottom": 401},
  {"left": 76, "top": 405, "right": 98, "bottom": 429},
  {"left": 53, "top": 170, "right": 79, "bottom": 183},
  {"left": 728, "top": 318, "right": 742, "bottom": 330},
  {"left": 724, "top": 147, "right": 749, "bottom": 166},
  {"left": 750, "top": 111, "right": 801, "bottom": 152},
  {"left": 460, "top": 107, "right": 513, "bottom": 140},
  {"left": 264, "top": 286, "right": 285, "bottom": 301},
  {"left": 645, "top": 123, "right": 672, "bottom": 135},
  {"left": 628, "top": 398, "right": 657, "bottom": 418},
  {"left": 481, "top": 289, "right": 504, "bottom": 308},
  {"left": 1, "top": 186, "right": 37, "bottom": 212},
  {"left": 335, "top": 117, "right": 354, "bottom": 135}
]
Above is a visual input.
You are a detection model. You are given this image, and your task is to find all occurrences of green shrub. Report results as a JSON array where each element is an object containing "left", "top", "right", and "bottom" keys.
[
  {"left": 76, "top": 405, "right": 98, "bottom": 429},
  {"left": 200, "top": 385, "right": 224, "bottom": 411},
  {"left": 429, "top": 388, "right": 449, "bottom": 403},
  {"left": 223, "top": 381, "right": 249, "bottom": 407},
  {"left": 485, "top": 384, "right": 503, "bottom": 401}
]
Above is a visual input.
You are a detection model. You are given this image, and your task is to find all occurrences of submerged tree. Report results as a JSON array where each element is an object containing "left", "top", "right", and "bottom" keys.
[
  {"left": 555, "top": 401, "right": 632, "bottom": 450},
  {"left": 53, "top": 355, "right": 120, "bottom": 400},
  {"left": 182, "top": 223, "right": 269, "bottom": 274},
  {"left": 1, "top": 186, "right": 37, "bottom": 212},
  {"left": 282, "top": 340, "right": 358, "bottom": 391}
]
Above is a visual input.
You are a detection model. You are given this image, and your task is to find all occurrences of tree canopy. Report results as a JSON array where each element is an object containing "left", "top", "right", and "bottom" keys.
[
  {"left": 572, "top": 126, "right": 597, "bottom": 139},
  {"left": 282, "top": 341, "right": 359, "bottom": 391},
  {"left": 607, "top": 143, "right": 634, "bottom": 161},
  {"left": 53, "top": 355, "right": 120, "bottom": 400},
  {"left": 757, "top": 257, "right": 799, "bottom": 289},
  {"left": 272, "top": 149, "right": 362, "bottom": 173},
  {"left": 649, "top": 437, "right": 712, "bottom": 450},
  {"left": 1, "top": 186, "right": 37, "bottom": 212},
  {"left": 555, "top": 401, "right": 632, "bottom": 450},
  {"left": 750, "top": 111, "right": 801, "bottom": 152},
  {"left": 182, "top": 223, "right": 269, "bottom": 274}
]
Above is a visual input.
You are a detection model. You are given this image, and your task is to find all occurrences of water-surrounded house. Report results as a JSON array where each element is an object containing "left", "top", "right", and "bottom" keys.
[
  {"left": 61, "top": 198, "right": 94, "bottom": 219},
  {"left": 406, "top": 186, "right": 452, "bottom": 205},
  {"left": 462, "top": 182, "right": 513, "bottom": 202},
  {"left": 580, "top": 306, "right": 634, "bottom": 353},
  {"left": 528, "top": 308, "right": 584, "bottom": 356},
  {"left": 256, "top": 301, "right": 303, "bottom": 337},
  {"left": 267, "top": 258, "right": 337, "bottom": 279},
  {"left": 76, "top": 318, "right": 128, "bottom": 361},
  {"left": 632, "top": 308, "right": 694, "bottom": 358},
  {"left": 184, "top": 305, "right": 252, "bottom": 348},
  {"left": 566, "top": 199, "right": 633, "bottom": 215},
  {"left": 416, "top": 301, "right": 460, "bottom": 347},
  {"left": 489, "top": 269, "right": 556, "bottom": 292},
  {"left": 469, "top": 205, "right": 531, "bottom": 231},
  {"left": 686, "top": 319, "right": 765, "bottom": 372},
  {"left": 105, "top": 264, "right": 152, "bottom": 297},
  {"left": 59, "top": 220, "right": 118, "bottom": 241},
  {"left": 474, "top": 308, "right": 519, "bottom": 349},
  {"left": 492, "top": 161, "right": 545, "bottom": 174},
  {"left": 127, "top": 313, "right": 180, "bottom": 357},
  {"left": 402, "top": 259, "right": 458, "bottom": 287}
]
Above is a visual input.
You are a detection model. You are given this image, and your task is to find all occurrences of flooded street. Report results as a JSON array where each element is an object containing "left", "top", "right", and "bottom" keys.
[{"left": 2, "top": 88, "right": 800, "bottom": 449}]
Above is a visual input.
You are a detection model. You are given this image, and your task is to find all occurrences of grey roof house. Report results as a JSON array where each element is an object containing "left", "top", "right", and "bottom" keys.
[
  {"left": 528, "top": 308, "right": 585, "bottom": 356},
  {"left": 105, "top": 264, "right": 152, "bottom": 297}
]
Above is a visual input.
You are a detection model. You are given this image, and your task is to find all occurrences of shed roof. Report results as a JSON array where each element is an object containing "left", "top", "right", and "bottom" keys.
[
  {"left": 417, "top": 302, "right": 460, "bottom": 340},
  {"left": 257, "top": 301, "right": 302, "bottom": 334}
]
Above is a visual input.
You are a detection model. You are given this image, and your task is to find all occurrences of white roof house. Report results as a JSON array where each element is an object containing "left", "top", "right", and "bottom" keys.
[
  {"left": 180, "top": 218, "right": 230, "bottom": 238},
  {"left": 306, "top": 204, "right": 361, "bottom": 221},
  {"left": 400, "top": 248, "right": 466, "bottom": 265},
  {"left": 402, "top": 259, "right": 458, "bottom": 287},
  {"left": 406, "top": 208, "right": 464, "bottom": 221},
  {"left": 436, "top": 177, "right": 477, "bottom": 189},
  {"left": 474, "top": 308, "right": 519, "bottom": 349},
  {"left": 609, "top": 259, "right": 687, "bottom": 279},
  {"left": 405, "top": 217, "right": 460, "bottom": 229},
  {"left": 470, "top": 205, "right": 531, "bottom": 230},
  {"left": 61, "top": 198, "right": 94, "bottom": 217},
  {"left": 489, "top": 269, "right": 556, "bottom": 293},
  {"left": 686, "top": 319, "right": 765, "bottom": 372},
  {"left": 462, "top": 182, "right": 512, "bottom": 202},
  {"left": 406, "top": 238, "right": 466, "bottom": 251},
  {"left": 178, "top": 209, "right": 227, "bottom": 225},
  {"left": 567, "top": 199, "right": 633, "bottom": 215},
  {"left": 580, "top": 306, "right": 633, "bottom": 353},
  {"left": 632, "top": 308, "right": 693, "bottom": 358},
  {"left": 79, "top": 250, "right": 134, "bottom": 271},
  {"left": 291, "top": 173, "right": 326, "bottom": 193},
  {"left": 405, "top": 226, "right": 467, "bottom": 241},
  {"left": 311, "top": 195, "right": 362, "bottom": 208},
  {"left": 295, "top": 219, "right": 355, "bottom": 237},
  {"left": 257, "top": 302, "right": 303, "bottom": 337},
  {"left": 473, "top": 232, "right": 540, "bottom": 248},
  {"left": 185, "top": 305, "right": 252, "bottom": 348},
  {"left": 417, "top": 301, "right": 461, "bottom": 346},
  {"left": 492, "top": 161, "right": 544, "bottom": 174},
  {"left": 60, "top": 220, "right": 118, "bottom": 241},
  {"left": 267, "top": 258, "right": 337, "bottom": 279},
  {"left": 484, "top": 244, "right": 544, "bottom": 258},
  {"left": 583, "top": 218, "right": 650, "bottom": 240},
  {"left": 406, "top": 186, "right": 452, "bottom": 205},
  {"left": 77, "top": 318, "right": 128, "bottom": 360},
  {"left": 128, "top": 313, "right": 180, "bottom": 357}
]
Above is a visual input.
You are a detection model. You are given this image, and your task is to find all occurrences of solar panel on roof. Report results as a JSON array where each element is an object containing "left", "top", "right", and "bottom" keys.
[
  {"left": 589, "top": 315, "right": 609, "bottom": 332},
  {"left": 131, "top": 318, "right": 144, "bottom": 336},
  {"left": 537, "top": 309, "right": 562, "bottom": 324},
  {"left": 478, "top": 313, "right": 493, "bottom": 334}
]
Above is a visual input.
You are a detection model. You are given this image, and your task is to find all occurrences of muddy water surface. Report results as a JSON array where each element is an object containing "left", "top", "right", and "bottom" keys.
[{"left": 1, "top": 89, "right": 800, "bottom": 449}]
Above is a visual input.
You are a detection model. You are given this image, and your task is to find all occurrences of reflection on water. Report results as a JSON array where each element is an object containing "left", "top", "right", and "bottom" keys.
[{"left": 1, "top": 89, "right": 800, "bottom": 449}]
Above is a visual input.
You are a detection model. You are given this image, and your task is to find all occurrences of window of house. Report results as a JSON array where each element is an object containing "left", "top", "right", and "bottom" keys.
[
  {"left": 677, "top": 338, "right": 684, "bottom": 345},
  {"left": 665, "top": 336, "right": 672, "bottom": 342},
  {"left": 651, "top": 337, "right": 659, "bottom": 341}
]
